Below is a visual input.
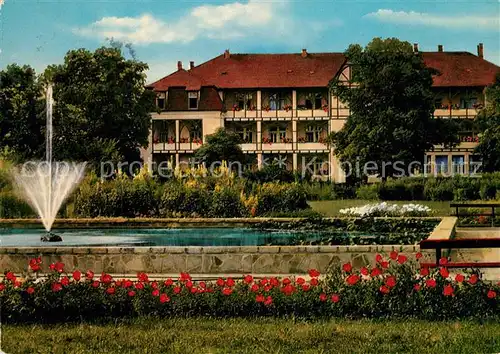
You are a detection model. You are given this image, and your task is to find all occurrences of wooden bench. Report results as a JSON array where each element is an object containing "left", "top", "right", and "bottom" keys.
[
  {"left": 420, "top": 237, "right": 500, "bottom": 268},
  {"left": 450, "top": 203, "right": 500, "bottom": 227}
]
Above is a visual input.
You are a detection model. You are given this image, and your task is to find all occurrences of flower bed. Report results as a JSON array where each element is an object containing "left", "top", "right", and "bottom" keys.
[
  {"left": 1, "top": 253, "right": 498, "bottom": 323},
  {"left": 340, "top": 202, "right": 431, "bottom": 217}
]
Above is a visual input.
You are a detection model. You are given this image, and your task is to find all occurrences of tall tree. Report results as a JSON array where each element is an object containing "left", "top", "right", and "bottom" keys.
[
  {"left": 0, "top": 64, "right": 45, "bottom": 161},
  {"left": 45, "top": 46, "right": 155, "bottom": 168},
  {"left": 329, "top": 38, "right": 458, "bottom": 181},
  {"left": 475, "top": 73, "right": 500, "bottom": 172}
]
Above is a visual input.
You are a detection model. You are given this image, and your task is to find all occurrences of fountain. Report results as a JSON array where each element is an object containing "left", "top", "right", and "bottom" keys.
[{"left": 11, "top": 85, "right": 86, "bottom": 241}]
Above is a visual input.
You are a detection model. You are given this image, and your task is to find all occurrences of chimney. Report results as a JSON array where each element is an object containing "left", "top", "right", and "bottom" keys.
[
  {"left": 477, "top": 43, "right": 484, "bottom": 58},
  {"left": 438, "top": 45, "right": 443, "bottom": 52},
  {"left": 301, "top": 48, "right": 308, "bottom": 58},
  {"left": 177, "top": 61, "right": 183, "bottom": 71},
  {"left": 224, "top": 49, "right": 230, "bottom": 59},
  {"left": 413, "top": 43, "right": 419, "bottom": 52},
  {"left": 190, "top": 61, "right": 195, "bottom": 70}
]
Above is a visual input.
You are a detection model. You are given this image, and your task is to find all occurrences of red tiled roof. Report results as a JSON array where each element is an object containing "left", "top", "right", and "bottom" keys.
[
  {"left": 422, "top": 52, "right": 499, "bottom": 87},
  {"left": 148, "top": 53, "right": 346, "bottom": 90},
  {"left": 148, "top": 51, "right": 499, "bottom": 91}
]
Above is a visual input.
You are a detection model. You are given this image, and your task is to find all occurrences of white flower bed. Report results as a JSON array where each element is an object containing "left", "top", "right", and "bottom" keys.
[{"left": 339, "top": 202, "right": 431, "bottom": 217}]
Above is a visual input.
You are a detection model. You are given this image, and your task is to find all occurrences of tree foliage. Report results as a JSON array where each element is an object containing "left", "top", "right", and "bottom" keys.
[
  {"left": 475, "top": 73, "right": 500, "bottom": 172},
  {"left": 194, "top": 128, "right": 245, "bottom": 167},
  {"left": 46, "top": 46, "right": 155, "bottom": 167},
  {"left": 0, "top": 65, "right": 45, "bottom": 161},
  {"left": 329, "top": 38, "right": 459, "bottom": 180}
]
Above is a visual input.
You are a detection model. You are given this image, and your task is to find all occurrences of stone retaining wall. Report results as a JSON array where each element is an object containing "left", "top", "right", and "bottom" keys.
[{"left": 0, "top": 245, "right": 433, "bottom": 275}]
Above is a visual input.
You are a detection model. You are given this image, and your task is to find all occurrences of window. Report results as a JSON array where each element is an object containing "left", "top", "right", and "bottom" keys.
[
  {"left": 305, "top": 125, "right": 323, "bottom": 142},
  {"left": 237, "top": 127, "right": 254, "bottom": 143},
  {"left": 469, "top": 155, "right": 482, "bottom": 175},
  {"left": 313, "top": 160, "right": 328, "bottom": 175},
  {"left": 190, "top": 126, "right": 202, "bottom": 140},
  {"left": 460, "top": 97, "right": 478, "bottom": 109},
  {"left": 157, "top": 92, "right": 166, "bottom": 110},
  {"left": 452, "top": 155, "right": 465, "bottom": 175},
  {"left": 236, "top": 93, "right": 253, "bottom": 110},
  {"left": 188, "top": 92, "right": 198, "bottom": 110},
  {"left": 435, "top": 155, "right": 449, "bottom": 175},
  {"left": 269, "top": 93, "right": 286, "bottom": 110},
  {"left": 269, "top": 126, "right": 287, "bottom": 143}
]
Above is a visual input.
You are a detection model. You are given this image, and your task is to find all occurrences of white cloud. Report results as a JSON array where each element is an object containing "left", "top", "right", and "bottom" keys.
[
  {"left": 0, "top": 0, "right": 4, "bottom": 9},
  {"left": 74, "top": 0, "right": 285, "bottom": 44},
  {"left": 365, "top": 9, "right": 499, "bottom": 30}
]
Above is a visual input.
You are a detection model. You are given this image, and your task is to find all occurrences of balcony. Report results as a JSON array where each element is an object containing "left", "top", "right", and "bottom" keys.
[
  {"left": 153, "top": 142, "right": 176, "bottom": 152},
  {"left": 261, "top": 142, "right": 293, "bottom": 151}
]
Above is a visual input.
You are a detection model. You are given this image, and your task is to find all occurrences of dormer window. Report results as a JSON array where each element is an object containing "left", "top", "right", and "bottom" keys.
[
  {"left": 188, "top": 91, "right": 199, "bottom": 110},
  {"left": 157, "top": 92, "right": 166, "bottom": 110}
]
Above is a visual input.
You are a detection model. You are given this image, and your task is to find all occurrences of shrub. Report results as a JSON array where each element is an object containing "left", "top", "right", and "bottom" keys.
[
  {"left": 209, "top": 187, "right": 246, "bottom": 218},
  {"left": 160, "top": 182, "right": 210, "bottom": 217},
  {"left": 1, "top": 255, "right": 498, "bottom": 323},
  {"left": 330, "top": 183, "right": 357, "bottom": 199},
  {"left": 355, "top": 184, "right": 379, "bottom": 200},
  {"left": 255, "top": 183, "right": 308, "bottom": 216},
  {"left": 423, "top": 178, "right": 454, "bottom": 201},
  {"left": 0, "top": 191, "right": 35, "bottom": 218}
]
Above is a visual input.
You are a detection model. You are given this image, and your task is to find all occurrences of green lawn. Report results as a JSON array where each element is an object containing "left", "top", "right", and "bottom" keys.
[
  {"left": 309, "top": 200, "right": 453, "bottom": 217},
  {"left": 2, "top": 318, "right": 499, "bottom": 354}
]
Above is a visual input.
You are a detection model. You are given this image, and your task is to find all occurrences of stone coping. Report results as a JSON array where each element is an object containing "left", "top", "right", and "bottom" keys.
[
  {"left": 0, "top": 216, "right": 442, "bottom": 229},
  {"left": 427, "top": 217, "right": 457, "bottom": 241},
  {"left": 0, "top": 244, "right": 420, "bottom": 255}
]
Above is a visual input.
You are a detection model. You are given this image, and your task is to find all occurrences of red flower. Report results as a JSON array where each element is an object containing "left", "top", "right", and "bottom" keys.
[
  {"left": 29, "top": 258, "right": 41, "bottom": 272},
  {"left": 92, "top": 281, "right": 100, "bottom": 288},
  {"left": 86, "top": 270, "right": 94, "bottom": 280},
  {"left": 226, "top": 278, "right": 235, "bottom": 287},
  {"left": 179, "top": 273, "right": 191, "bottom": 282},
  {"left": 60, "top": 276, "right": 70, "bottom": 286},
  {"left": 296, "top": 277, "right": 305, "bottom": 285},
  {"left": 308, "top": 269, "right": 320, "bottom": 278},
  {"left": 135, "top": 282, "right": 144, "bottom": 290},
  {"left": 14, "top": 281, "right": 21, "bottom": 288},
  {"left": 164, "top": 278, "right": 173, "bottom": 287},
  {"left": 379, "top": 285, "right": 390, "bottom": 294},
  {"left": 54, "top": 262, "right": 64, "bottom": 273},
  {"left": 26, "top": 287, "right": 35, "bottom": 295},
  {"left": 415, "top": 252, "right": 423, "bottom": 260},
  {"left": 281, "top": 284, "right": 295, "bottom": 296},
  {"left": 380, "top": 261, "right": 390, "bottom": 269},
  {"left": 439, "top": 257, "right": 448, "bottom": 265},
  {"left": 263, "top": 296, "right": 273, "bottom": 306},
  {"left": 256, "top": 294, "right": 265, "bottom": 303},
  {"left": 375, "top": 254, "right": 383, "bottom": 263},
  {"left": 370, "top": 268, "right": 382, "bottom": 277},
  {"left": 190, "top": 287, "right": 198, "bottom": 294},
  {"left": 487, "top": 290, "right": 497, "bottom": 299},
  {"left": 443, "top": 284, "right": 454, "bottom": 296},
  {"left": 301, "top": 284, "right": 310, "bottom": 292},
  {"left": 385, "top": 276, "right": 397, "bottom": 288},
  {"left": 173, "top": 286, "right": 181, "bottom": 294},
  {"left": 137, "top": 272, "right": 149, "bottom": 283},
  {"left": 397, "top": 255, "right": 407, "bottom": 265},
  {"left": 282, "top": 278, "right": 291, "bottom": 285},
  {"left": 426, "top": 278, "right": 437, "bottom": 288},
  {"left": 199, "top": 281, "right": 206, "bottom": 289},
  {"left": 52, "top": 283, "right": 62, "bottom": 292},
  {"left": 106, "top": 287, "right": 115, "bottom": 295},
  {"left": 185, "top": 280, "right": 193, "bottom": 288},
  {"left": 116, "top": 281, "right": 122, "bottom": 287},
  {"left": 159, "top": 294, "right": 170, "bottom": 303},
  {"left": 390, "top": 251, "right": 398, "bottom": 260},
  {"left": 152, "top": 289, "right": 160, "bottom": 297},
  {"left": 319, "top": 293, "right": 327, "bottom": 302},
  {"left": 342, "top": 263, "right": 352, "bottom": 273},
  {"left": 244, "top": 275, "right": 253, "bottom": 284},
  {"left": 72, "top": 270, "right": 81, "bottom": 281},
  {"left": 439, "top": 267, "right": 450, "bottom": 279},
  {"left": 124, "top": 280, "right": 133, "bottom": 288},
  {"left": 128, "top": 291, "right": 136, "bottom": 297},
  {"left": 151, "top": 281, "right": 158, "bottom": 289},
  {"left": 250, "top": 284, "right": 259, "bottom": 292},
  {"left": 360, "top": 267, "right": 369, "bottom": 276},
  {"left": 420, "top": 267, "right": 429, "bottom": 277},
  {"left": 0, "top": 284, "right": 4, "bottom": 291},
  {"left": 346, "top": 274, "right": 360, "bottom": 286},
  {"left": 270, "top": 278, "right": 279, "bottom": 287},
  {"left": 468, "top": 274, "right": 478, "bottom": 285},
  {"left": 455, "top": 274, "right": 465, "bottom": 283},
  {"left": 264, "top": 285, "right": 272, "bottom": 292},
  {"left": 413, "top": 284, "right": 421, "bottom": 292},
  {"left": 331, "top": 294, "right": 340, "bottom": 303},
  {"left": 216, "top": 278, "right": 225, "bottom": 287},
  {"left": 310, "top": 278, "right": 319, "bottom": 286},
  {"left": 6, "top": 272, "right": 16, "bottom": 282},
  {"left": 259, "top": 278, "right": 268, "bottom": 286},
  {"left": 222, "top": 287, "right": 233, "bottom": 296},
  {"left": 100, "top": 273, "right": 113, "bottom": 284}
]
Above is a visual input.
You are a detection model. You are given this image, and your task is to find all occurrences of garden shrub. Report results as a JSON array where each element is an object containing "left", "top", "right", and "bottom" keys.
[
  {"left": 0, "top": 191, "right": 35, "bottom": 218},
  {"left": 355, "top": 184, "right": 379, "bottom": 200},
  {"left": 160, "top": 182, "right": 210, "bottom": 217},
  {"left": 209, "top": 187, "right": 246, "bottom": 218},
  {"left": 330, "top": 183, "right": 357, "bottom": 199},
  {"left": 1, "top": 254, "right": 498, "bottom": 323},
  {"left": 255, "top": 183, "right": 308, "bottom": 216},
  {"left": 423, "top": 178, "right": 454, "bottom": 201}
]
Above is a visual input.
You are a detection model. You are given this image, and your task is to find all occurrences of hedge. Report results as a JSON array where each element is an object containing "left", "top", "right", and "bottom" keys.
[{"left": 1, "top": 253, "right": 498, "bottom": 323}]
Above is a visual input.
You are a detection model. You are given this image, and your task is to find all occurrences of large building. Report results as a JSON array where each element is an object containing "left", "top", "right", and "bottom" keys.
[{"left": 145, "top": 43, "right": 499, "bottom": 180}]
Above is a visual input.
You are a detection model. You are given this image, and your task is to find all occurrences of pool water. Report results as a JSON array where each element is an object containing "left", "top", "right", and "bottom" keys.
[{"left": 0, "top": 228, "right": 339, "bottom": 247}]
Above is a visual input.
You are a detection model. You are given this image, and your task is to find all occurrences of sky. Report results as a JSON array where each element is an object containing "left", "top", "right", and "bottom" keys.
[{"left": 0, "top": 0, "right": 499, "bottom": 84}]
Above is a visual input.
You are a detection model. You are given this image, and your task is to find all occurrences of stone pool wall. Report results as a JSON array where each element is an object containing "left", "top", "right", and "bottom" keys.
[{"left": 0, "top": 245, "right": 433, "bottom": 275}]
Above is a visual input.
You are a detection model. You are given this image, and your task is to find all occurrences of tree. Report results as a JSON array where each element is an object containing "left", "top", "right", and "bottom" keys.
[
  {"left": 45, "top": 46, "right": 155, "bottom": 168},
  {"left": 329, "top": 38, "right": 459, "bottom": 181},
  {"left": 194, "top": 128, "right": 245, "bottom": 168},
  {"left": 475, "top": 73, "right": 500, "bottom": 172},
  {"left": 0, "top": 64, "right": 45, "bottom": 161}
]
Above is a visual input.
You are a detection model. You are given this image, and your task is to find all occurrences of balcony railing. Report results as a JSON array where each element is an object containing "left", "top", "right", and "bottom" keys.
[
  {"left": 433, "top": 107, "right": 480, "bottom": 119},
  {"left": 224, "top": 108, "right": 331, "bottom": 119},
  {"left": 152, "top": 139, "right": 203, "bottom": 152}
]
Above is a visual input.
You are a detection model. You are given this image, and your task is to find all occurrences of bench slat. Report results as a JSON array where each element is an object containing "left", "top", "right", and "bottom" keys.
[
  {"left": 420, "top": 238, "right": 500, "bottom": 249},
  {"left": 420, "top": 262, "right": 500, "bottom": 269}
]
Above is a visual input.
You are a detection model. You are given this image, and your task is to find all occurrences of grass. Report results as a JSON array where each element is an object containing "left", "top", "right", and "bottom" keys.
[
  {"left": 2, "top": 318, "right": 499, "bottom": 354},
  {"left": 309, "top": 200, "right": 453, "bottom": 217}
]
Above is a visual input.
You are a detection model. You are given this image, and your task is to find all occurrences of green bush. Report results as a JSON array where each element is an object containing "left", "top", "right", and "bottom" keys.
[
  {"left": 209, "top": 187, "right": 245, "bottom": 218},
  {"left": 423, "top": 178, "right": 454, "bottom": 201},
  {"left": 255, "top": 183, "right": 308, "bottom": 216},
  {"left": 160, "top": 182, "right": 210, "bottom": 217},
  {"left": 0, "top": 192, "right": 35, "bottom": 218},
  {"left": 355, "top": 184, "right": 379, "bottom": 200}
]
